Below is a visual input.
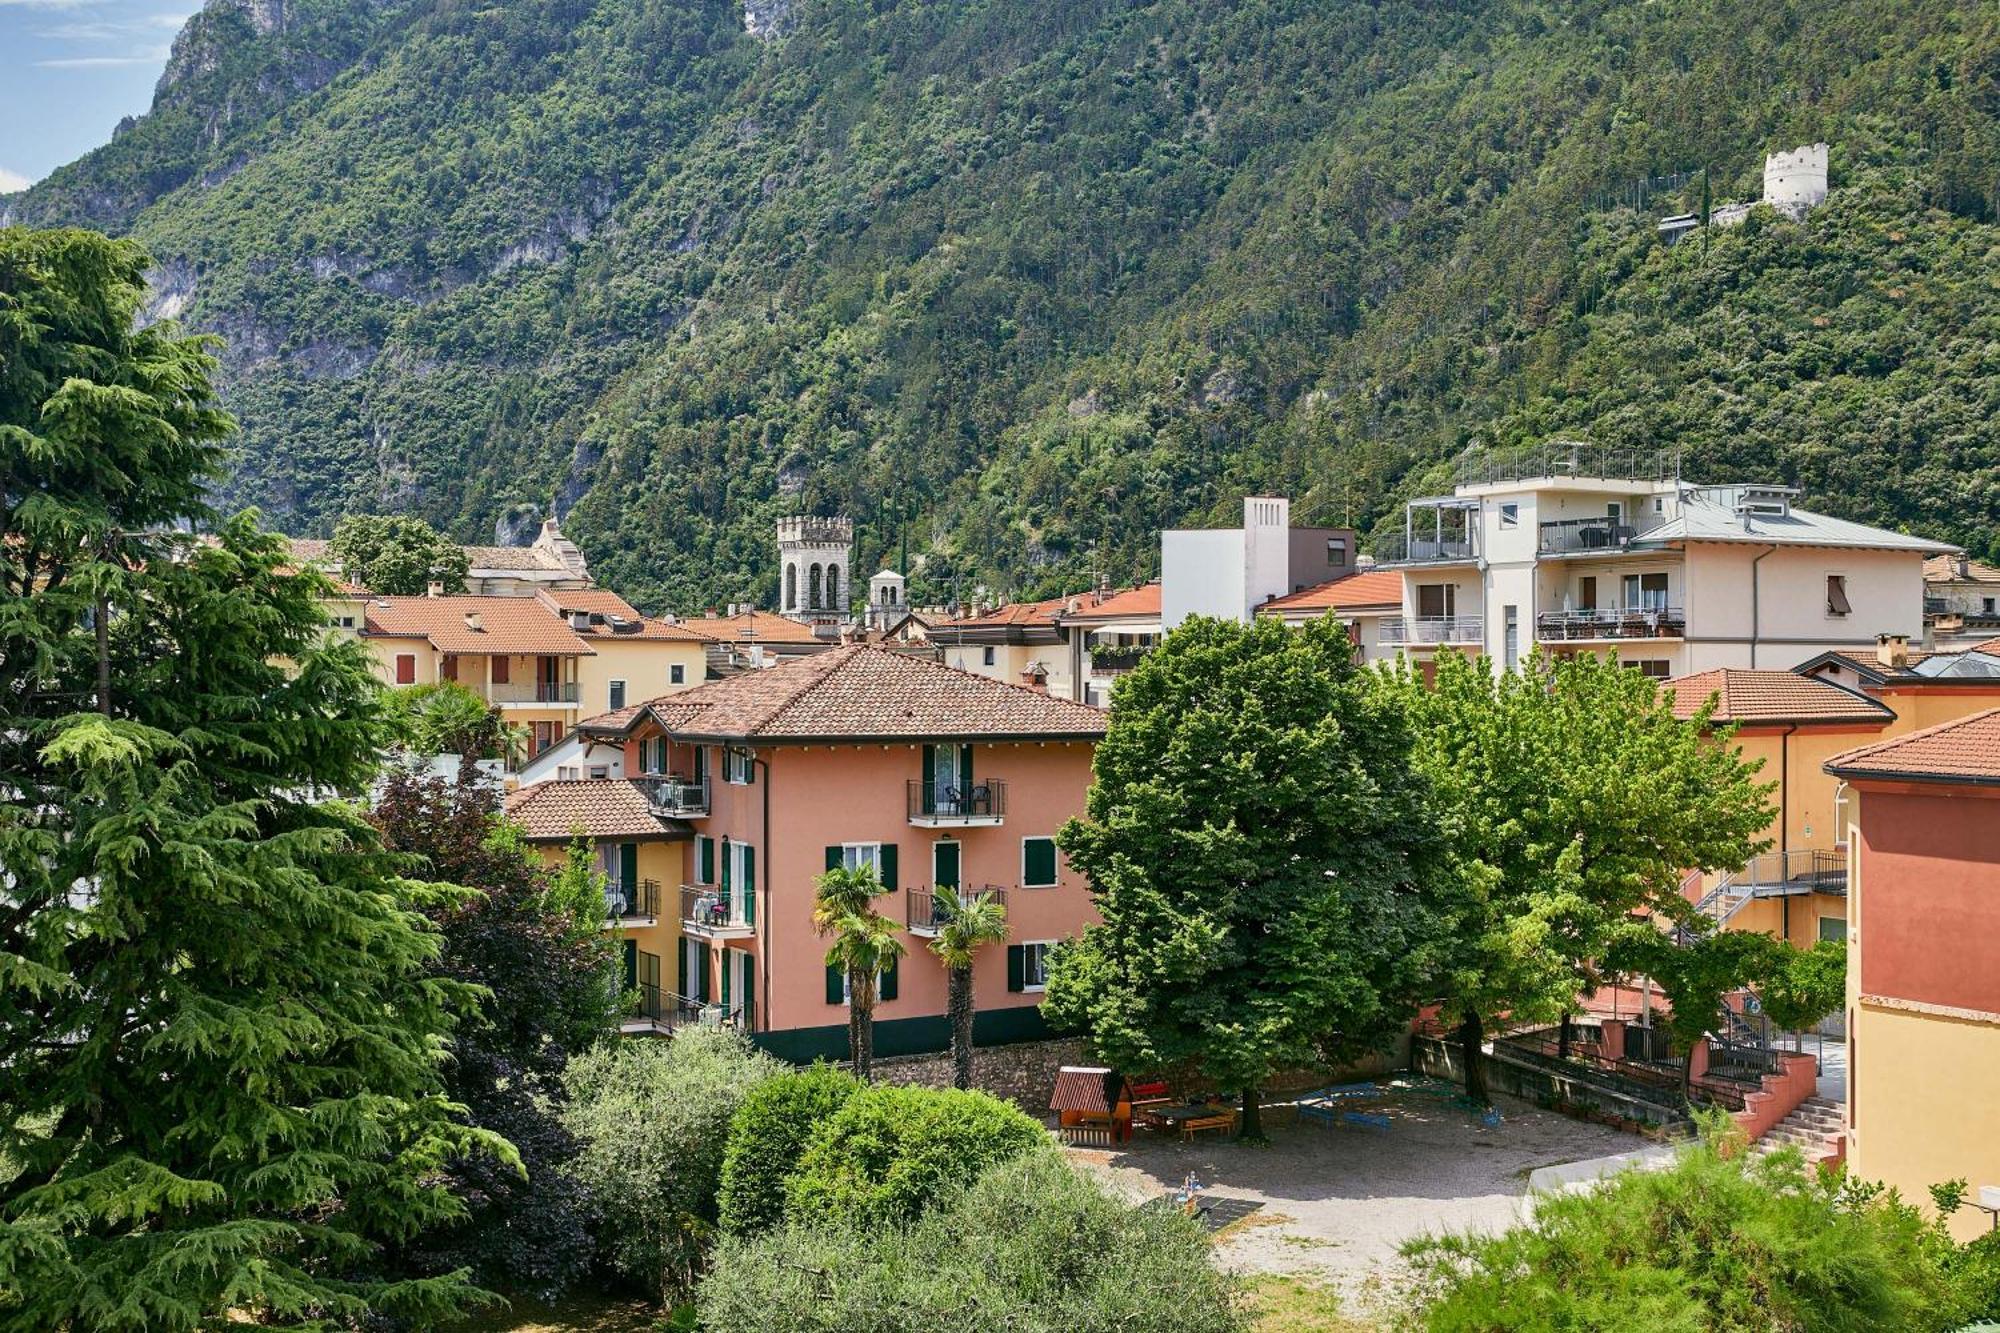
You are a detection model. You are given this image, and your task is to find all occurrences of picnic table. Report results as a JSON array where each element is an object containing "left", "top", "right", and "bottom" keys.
[{"left": 1142, "top": 1102, "right": 1238, "bottom": 1140}]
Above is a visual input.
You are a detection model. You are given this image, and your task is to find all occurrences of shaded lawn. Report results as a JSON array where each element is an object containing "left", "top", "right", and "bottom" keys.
[{"left": 452, "top": 1292, "right": 664, "bottom": 1332}]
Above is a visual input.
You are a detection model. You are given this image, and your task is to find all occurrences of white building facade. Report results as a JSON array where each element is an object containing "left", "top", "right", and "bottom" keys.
[{"left": 1161, "top": 496, "right": 1357, "bottom": 629}]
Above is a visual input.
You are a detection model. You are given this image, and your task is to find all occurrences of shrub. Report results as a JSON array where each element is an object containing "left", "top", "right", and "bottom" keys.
[
  {"left": 561, "top": 1028, "right": 782, "bottom": 1300},
  {"left": 1403, "top": 1119, "right": 1971, "bottom": 1331},
  {"left": 698, "top": 1153, "right": 1244, "bottom": 1332},
  {"left": 717, "top": 1063, "right": 861, "bottom": 1235},
  {"left": 783, "top": 1084, "right": 1050, "bottom": 1228}
]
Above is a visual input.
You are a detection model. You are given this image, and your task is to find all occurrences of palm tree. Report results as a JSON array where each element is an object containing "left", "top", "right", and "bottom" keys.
[
  {"left": 813, "top": 865, "right": 904, "bottom": 1080},
  {"left": 927, "top": 887, "right": 1008, "bottom": 1091}
]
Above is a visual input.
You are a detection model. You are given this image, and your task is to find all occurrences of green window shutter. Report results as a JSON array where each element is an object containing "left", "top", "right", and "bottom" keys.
[
  {"left": 743, "top": 846, "right": 756, "bottom": 926},
  {"left": 879, "top": 843, "right": 898, "bottom": 890},
  {"left": 619, "top": 843, "right": 639, "bottom": 894},
  {"left": 880, "top": 954, "right": 898, "bottom": 1002},
  {"left": 1006, "top": 944, "right": 1025, "bottom": 993},
  {"left": 677, "top": 943, "right": 689, "bottom": 999},
  {"left": 960, "top": 744, "right": 973, "bottom": 786},
  {"left": 721, "top": 953, "right": 732, "bottom": 1008},
  {"left": 742, "top": 956, "right": 755, "bottom": 1031},
  {"left": 934, "top": 841, "right": 960, "bottom": 890},
  {"left": 826, "top": 963, "right": 845, "bottom": 1005},
  {"left": 921, "top": 744, "right": 936, "bottom": 814},
  {"left": 698, "top": 946, "right": 713, "bottom": 1003},
  {"left": 1024, "top": 837, "right": 1057, "bottom": 886},
  {"left": 622, "top": 938, "right": 637, "bottom": 991},
  {"left": 720, "top": 837, "right": 732, "bottom": 891},
  {"left": 693, "top": 745, "right": 707, "bottom": 783},
  {"left": 699, "top": 836, "right": 714, "bottom": 885},
  {"left": 826, "top": 845, "right": 843, "bottom": 872}
]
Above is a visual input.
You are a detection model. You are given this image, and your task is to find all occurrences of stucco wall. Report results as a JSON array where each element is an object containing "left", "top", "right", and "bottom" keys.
[
  {"left": 1163, "top": 529, "right": 1247, "bottom": 628},
  {"left": 575, "top": 637, "right": 707, "bottom": 713},
  {"left": 1684, "top": 544, "right": 1922, "bottom": 670},
  {"left": 1853, "top": 788, "right": 2000, "bottom": 1015},
  {"left": 1850, "top": 1002, "right": 2000, "bottom": 1241}
]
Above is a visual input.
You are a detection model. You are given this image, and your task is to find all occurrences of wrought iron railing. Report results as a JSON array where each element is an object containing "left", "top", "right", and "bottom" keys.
[
  {"left": 638, "top": 775, "right": 709, "bottom": 817},
  {"left": 604, "top": 877, "right": 660, "bottom": 922},
  {"left": 1536, "top": 514, "right": 1669, "bottom": 554},
  {"left": 1535, "top": 607, "right": 1686, "bottom": 640},
  {"left": 680, "top": 883, "right": 750, "bottom": 932},
  {"left": 1380, "top": 615, "right": 1483, "bottom": 645},
  {"left": 907, "top": 779, "right": 1006, "bottom": 822},
  {"left": 906, "top": 885, "right": 1009, "bottom": 935}
]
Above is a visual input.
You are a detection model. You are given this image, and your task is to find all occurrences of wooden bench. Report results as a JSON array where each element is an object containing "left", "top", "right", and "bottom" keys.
[
  {"left": 1060, "top": 1122, "right": 1114, "bottom": 1148},
  {"left": 1180, "top": 1111, "right": 1237, "bottom": 1142}
]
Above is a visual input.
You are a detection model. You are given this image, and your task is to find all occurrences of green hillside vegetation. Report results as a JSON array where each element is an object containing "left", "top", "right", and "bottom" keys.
[{"left": 9, "top": 0, "right": 1998, "bottom": 609}]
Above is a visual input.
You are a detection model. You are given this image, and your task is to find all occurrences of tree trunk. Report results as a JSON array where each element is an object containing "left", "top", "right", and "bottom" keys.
[
  {"left": 1459, "top": 1012, "right": 1490, "bottom": 1106},
  {"left": 847, "top": 966, "right": 867, "bottom": 1080},
  {"left": 95, "top": 594, "right": 111, "bottom": 716},
  {"left": 1558, "top": 1011, "right": 1572, "bottom": 1061},
  {"left": 1237, "top": 1087, "right": 1265, "bottom": 1142},
  {"left": 948, "top": 963, "right": 975, "bottom": 1091}
]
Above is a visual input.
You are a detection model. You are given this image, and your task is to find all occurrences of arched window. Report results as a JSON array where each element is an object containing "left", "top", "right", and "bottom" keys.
[
  {"left": 784, "top": 565, "right": 797, "bottom": 611},
  {"left": 809, "top": 563, "right": 823, "bottom": 610},
  {"left": 826, "top": 565, "right": 840, "bottom": 609}
]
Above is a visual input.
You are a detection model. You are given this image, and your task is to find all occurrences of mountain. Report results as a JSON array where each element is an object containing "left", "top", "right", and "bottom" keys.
[{"left": 7, "top": 0, "right": 1998, "bottom": 610}]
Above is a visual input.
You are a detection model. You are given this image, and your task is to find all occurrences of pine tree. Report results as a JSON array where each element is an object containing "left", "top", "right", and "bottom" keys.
[{"left": 0, "top": 228, "right": 505, "bottom": 1328}]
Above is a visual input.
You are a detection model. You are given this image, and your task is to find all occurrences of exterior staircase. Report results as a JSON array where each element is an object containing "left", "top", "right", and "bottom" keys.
[{"left": 1754, "top": 1095, "right": 1844, "bottom": 1165}]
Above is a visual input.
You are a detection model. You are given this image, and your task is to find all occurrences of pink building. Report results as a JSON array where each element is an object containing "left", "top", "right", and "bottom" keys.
[{"left": 592, "top": 644, "right": 1107, "bottom": 1061}]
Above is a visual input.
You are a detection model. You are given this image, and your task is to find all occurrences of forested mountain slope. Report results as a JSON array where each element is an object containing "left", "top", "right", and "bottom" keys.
[{"left": 8, "top": 0, "right": 1998, "bottom": 609}]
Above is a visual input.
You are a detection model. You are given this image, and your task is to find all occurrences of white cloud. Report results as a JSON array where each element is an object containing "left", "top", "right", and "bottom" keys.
[
  {"left": 36, "top": 45, "right": 169, "bottom": 67},
  {"left": 0, "top": 167, "right": 34, "bottom": 193},
  {"left": 0, "top": 0, "right": 96, "bottom": 9}
]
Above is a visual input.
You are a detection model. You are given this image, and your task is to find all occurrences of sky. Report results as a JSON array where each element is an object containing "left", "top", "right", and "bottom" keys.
[{"left": 0, "top": 0, "right": 197, "bottom": 191}]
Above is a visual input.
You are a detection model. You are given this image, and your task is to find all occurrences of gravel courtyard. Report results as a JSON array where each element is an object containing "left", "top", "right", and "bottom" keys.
[{"left": 1067, "top": 1089, "right": 1636, "bottom": 1315}]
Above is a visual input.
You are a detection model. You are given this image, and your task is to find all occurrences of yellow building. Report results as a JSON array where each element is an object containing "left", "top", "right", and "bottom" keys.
[{"left": 503, "top": 777, "right": 693, "bottom": 1033}]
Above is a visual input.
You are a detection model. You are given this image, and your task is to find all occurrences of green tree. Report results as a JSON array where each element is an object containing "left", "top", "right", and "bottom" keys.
[
  {"left": 1608, "top": 926, "right": 1782, "bottom": 1099},
  {"left": 927, "top": 886, "right": 1009, "bottom": 1091},
  {"left": 329, "top": 512, "right": 469, "bottom": 596},
  {"left": 813, "top": 864, "right": 906, "bottom": 1081},
  {"left": 0, "top": 228, "right": 503, "bottom": 1328},
  {"left": 1405, "top": 1117, "right": 1971, "bottom": 1331},
  {"left": 1390, "top": 649, "right": 1775, "bottom": 1103},
  {"left": 1045, "top": 615, "right": 1447, "bottom": 1140},
  {"left": 1758, "top": 937, "right": 1847, "bottom": 1039},
  {"left": 716, "top": 1065, "right": 861, "bottom": 1236},
  {"left": 381, "top": 679, "right": 511, "bottom": 761}
]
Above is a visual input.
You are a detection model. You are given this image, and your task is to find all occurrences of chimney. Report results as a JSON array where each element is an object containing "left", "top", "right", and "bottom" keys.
[
  {"left": 1019, "top": 663, "right": 1049, "bottom": 693},
  {"left": 427, "top": 579, "right": 445, "bottom": 598},
  {"left": 463, "top": 612, "right": 484, "bottom": 633},
  {"left": 1875, "top": 633, "right": 1910, "bottom": 669}
]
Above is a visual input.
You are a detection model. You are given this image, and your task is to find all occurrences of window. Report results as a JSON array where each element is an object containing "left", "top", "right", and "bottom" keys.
[
  {"left": 1326, "top": 536, "right": 1348, "bottom": 565},
  {"left": 532, "top": 721, "right": 557, "bottom": 754},
  {"left": 1578, "top": 576, "right": 1598, "bottom": 611},
  {"left": 842, "top": 843, "right": 884, "bottom": 876},
  {"left": 333, "top": 615, "right": 356, "bottom": 629},
  {"left": 1416, "top": 583, "right": 1456, "bottom": 620},
  {"left": 394, "top": 653, "right": 416, "bottom": 685},
  {"left": 1652, "top": 496, "right": 1666, "bottom": 515},
  {"left": 725, "top": 747, "right": 755, "bottom": 784},
  {"left": 1622, "top": 571, "right": 1669, "bottom": 612},
  {"left": 1985, "top": 597, "right": 1997, "bottom": 615},
  {"left": 491, "top": 655, "right": 510, "bottom": 684},
  {"left": 1499, "top": 502, "right": 1519, "bottom": 529},
  {"left": 1623, "top": 660, "right": 1671, "bottom": 679},
  {"left": 982, "top": 645, "right": 996, "bottom": 667},
  {"left": 1009, "top": 941, "right": 1054, "bottom": 993},
  {"left": 588, "top": 765, "right": 610, "bottom": 780},
  {"left": 1826, "top": 574, "right": 1852, "bottom": 618},
  {"left": 441, "top": 656, "right": 459, "bottom": 683},
  {"left": 558, "top": 765, "right": 579, "bottom": 779},
  {"left": 1606, "top": 502, "right": 1623, "bottom": 525},
  {"left": 671, "top": 663, "right": 686, "bottom": 685},
  {"left": 1022, "top": 837, "right": 1059, "bottom": 888},
  {"left": 609, "top": 679, "right": 627, "bottom": 711},
  {"left": 1818, "top": 916, "right": 1848, "bottom": 944}
]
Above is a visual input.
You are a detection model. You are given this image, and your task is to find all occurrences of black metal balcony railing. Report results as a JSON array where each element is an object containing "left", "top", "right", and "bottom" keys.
[
  {"left": 1089, "top": 644, "right": 1155, "bottom": 674},
  {"left": 631, "top": 983, "right": 735, "bottom": 1031},
  {"left": 603, "top": 878, "right": 660, "bottom": 922},
  {"left": 680, "top": 883, "right": 750, "bottom": 933},
  {"left": 638, "top": 775, "right": 709, "bottom": 817},
  {"left": 1380, "top": 615, "right": 1483, "bottom": 646},
  {"left": 1370, "top": 532, "right": 1477, "bottom": 565},
  {"left": 906, "top": 885, "right": 1008, "bottom": 936},
  {"left": 536, "top": 680, "right": 580, "bottom": 703},
  {"left": 1535, "top": 607, "right": 1686, "bottom": 641},
  {"left": 907, "top": 779, "right": 1007, "bottom": 823}
]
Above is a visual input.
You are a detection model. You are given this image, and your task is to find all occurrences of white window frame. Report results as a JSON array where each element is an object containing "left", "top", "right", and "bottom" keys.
[
  {"left": 724, "top": 746, "right": 754, "bottom": 784},
  {"left": 1020, "top": 940, "right": 1055, "bottom": 992},
  {"left": 670, "top": 663, "right": 686, "bottom": 685},
  {"left": 1818, "top": 915, "right": 1848, "bottom": 944},
  {"left": 608, "top": 679, "right": 627, "bottom": 710},
  {"left": 1021, "top": 836, "right": 1059, "bottom": 889},
  {"left": 842, "top": 842, "right": 884, "bottom": 876},
  {"left": 982, "top": 645, "right": 996, "bottom": 667},
  {"left": 588, "top": 765, "right": 610, "bottom": 780},
  {"left": 1499, "top": 502, "right": 1519, "bottom": 529}
]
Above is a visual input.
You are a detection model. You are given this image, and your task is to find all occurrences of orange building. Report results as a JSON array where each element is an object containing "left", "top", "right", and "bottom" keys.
[
  {"left": 1827, "top": 710, "right": 2000, "bottom": 1238},
  {"left": 567, "top": 644, "right": 1107, "bottom": 1060}
]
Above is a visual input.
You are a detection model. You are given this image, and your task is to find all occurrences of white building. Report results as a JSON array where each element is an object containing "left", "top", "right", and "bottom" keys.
[
  {"left": 1161, "top": 496, "right": 1357, "bottom": 630},
  {"left": 776, "top": 515, "right": 853, "bottom": 624},
  {"left": 1367, "top": 442, "right": 1950, "bottom": 678}
]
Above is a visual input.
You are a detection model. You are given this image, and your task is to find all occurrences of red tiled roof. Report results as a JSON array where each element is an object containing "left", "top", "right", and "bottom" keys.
[
  {"left": 1663, "top": 669, "right": 1893, "bottom": 726},
  {"left": 1824, "top": 707, "right": 2000, "bottom": 786},
  {"left": 503, "top": 779, "right": 688, "bottom": 841},
  {"left": 630, "top": 644, "right": 1107, "bottom": 741},
  {"left": 680, "top": 610, "right": 827, "bottom": 644},
  {"left": 363, "top": 595, "right": 596, "bottom": 656},
  {"left": 1060, "top": 583, "right": 1162, "bottom": 624},
  {"left": 1925, "top": 554, "right": 2000, "bottom": 584},
  {"left": 1965, "top": 638, "right": 2000, "bottom": 658},
  {"left": 529, "top": 588, "right": 714, "bottom": 642},
  {"left": 935, "top": 594, "right": 1072, "bottom": 630},
  {"left": 1261, "top": 569, "right": 1404, "bottom": 614}
]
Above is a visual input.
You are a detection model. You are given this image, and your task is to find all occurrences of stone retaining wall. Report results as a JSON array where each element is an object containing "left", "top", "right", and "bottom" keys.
[{"left": 873, "top": 1038, "right": 1090, "bottom": 1113}]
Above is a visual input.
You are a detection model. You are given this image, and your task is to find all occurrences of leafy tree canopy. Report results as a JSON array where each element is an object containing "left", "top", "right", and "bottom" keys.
[{"left": 330, "top": 512, "right": 469, "bottom": 596}]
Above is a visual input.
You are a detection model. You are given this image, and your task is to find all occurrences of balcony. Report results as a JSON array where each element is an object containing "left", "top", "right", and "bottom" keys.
[
  {"left": 1538, "top": 516, "right": 1651, "bottom": 555},
  {"left": 1536, "top": 607, "right": 1685, "bottom": 641},
  {"left": 628, "top": 983, "right": 743, "bottom": 1034},
  {"left": 638, "top": 775, "right": 709, "bottom": 818},
  {"left": 681, "top": 883, "right": 754, "bottom": 940},
  {"left": 485, "top": 679, "right": 580, "bottom": 706},
  {"left": 1455, "top": 442, "right": 1681, "bottom": 489},
  {"left": 906, "top": 885, "right": 1009, "bottom": 938},
  {"left": 1088, "top": 644, "right": 1155, "bottom": 675},
  {"left": 602, "top": 878, "right": 660, "bottom": 927},
  {"left": 1380, "top": 615, "right": 1483, "bottom": 646},
  {"left": 907, "top": 779, "right": 1006, "bottom": 827},
  {"left": 1370, "top": 532, "right": 1478, "bottom": 566}
]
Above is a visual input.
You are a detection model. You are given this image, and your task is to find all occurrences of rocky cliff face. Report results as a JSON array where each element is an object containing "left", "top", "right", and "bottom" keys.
[{"left": 156, "top": 0, "right": 287, "bottom": 100}]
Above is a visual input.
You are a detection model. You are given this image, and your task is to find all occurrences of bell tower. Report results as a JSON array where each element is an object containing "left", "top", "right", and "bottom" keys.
[{"left": 777, "top": 516, "right": 854, "bottom": 623}]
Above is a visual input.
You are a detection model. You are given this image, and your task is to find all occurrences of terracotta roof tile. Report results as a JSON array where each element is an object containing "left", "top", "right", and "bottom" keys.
[
  {"left": 1824, "top": 707, "right": 2000, "bottom": 785},
  {"left": 630, "top": 644, "right": 1107, "bottom": 741},
  {"left": 1060, "top": 584, "right": 1162, "bottom": 623},
  {"left": 1663, "top": 669, "right": 1894, "bottom": 725},
  {"left": 1925, "top": 554, "right": 2000, "bottom": 584},
  {"left": 935, "top": 594, "right": 1073, "bottom": 630},
  {"left": 1261, "top": 569, "right": 1404, "bottom": 614},
  {"left": 363, "top": 595, "right": 595, "bottom": 656},
  {"left": 680, "top": 610, "right": 827, "bottom": 644},
  {"left": 503, "top": 779, "right": 689, "bottom": 841}
]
